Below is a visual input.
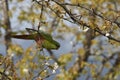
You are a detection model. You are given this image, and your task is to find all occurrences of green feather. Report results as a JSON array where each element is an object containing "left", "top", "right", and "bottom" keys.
[
  {"left": 11, "top": 28, "right": 60, "bottom": 50},
  {"left": 38, "top": 31, "right": 60, "bottom": 49},
  {"left": 42, "top": 39, "right": 60, "bottom": 49}
]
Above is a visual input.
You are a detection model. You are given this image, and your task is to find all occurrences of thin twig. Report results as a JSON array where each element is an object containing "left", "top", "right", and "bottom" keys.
[
  {"left": 57, "top": 2, "right": 120, "bottom": 28},
  {"left": 32, "top": 67, "right": 48, "bottom": 80},
  {"left": 52, "top": 0, "right": 120, "bottom": 43},
  {"left": 47, "top": 49, "right": 59, "bottom": 63}
]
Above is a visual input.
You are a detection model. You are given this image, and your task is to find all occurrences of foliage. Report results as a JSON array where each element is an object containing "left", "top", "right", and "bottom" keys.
[{"left": 0, "top": 0, "right": 120, "bottom": 80}]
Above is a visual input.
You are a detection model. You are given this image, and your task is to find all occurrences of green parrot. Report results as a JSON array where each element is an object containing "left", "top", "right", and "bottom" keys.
[{"left": 11, "top": 28, "right": 60, "bottom": 50}]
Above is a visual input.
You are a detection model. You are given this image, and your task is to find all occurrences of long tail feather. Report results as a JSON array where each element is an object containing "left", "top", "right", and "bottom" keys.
[{"left": 11, "top": 34, "right": 35, "bottom": 40}]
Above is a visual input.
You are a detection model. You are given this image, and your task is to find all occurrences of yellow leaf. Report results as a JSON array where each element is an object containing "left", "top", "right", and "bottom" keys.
[
  {"left": 88, "top": 21, "right": 95, "bottom": 29},
  {"left": 104, "top": 62, "right": 111, "bottom": 68},
  {"left": 77, "top": 48, "right": 85, "bottom": 57},
  {"left": 71, "top": 0, "right": 77, "bottom": 4},
  {"left": 58, "top": 53, "right": 73, "bottom": 65},
  {"left": 71, "top": 0, "right": 85, "bottom": 4},
  {"left": 91, "top": 40, "right": 98, "bottom": 45}
]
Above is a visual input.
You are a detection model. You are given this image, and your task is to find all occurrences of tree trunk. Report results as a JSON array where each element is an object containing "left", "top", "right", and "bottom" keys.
[{"left": 2, "top": 0, "right": 11, "bottom": 53}]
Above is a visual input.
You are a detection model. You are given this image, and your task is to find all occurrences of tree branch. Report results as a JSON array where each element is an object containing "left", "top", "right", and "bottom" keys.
[{"left": 52, "top": 0, "right": 120, "bottom": 43}]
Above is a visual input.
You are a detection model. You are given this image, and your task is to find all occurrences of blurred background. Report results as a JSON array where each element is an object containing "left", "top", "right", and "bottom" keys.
[{"left": 0, "top": 0, "right": 120, "bottom": 80}]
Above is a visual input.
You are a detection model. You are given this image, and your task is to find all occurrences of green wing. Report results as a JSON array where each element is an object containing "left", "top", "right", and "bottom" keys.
[
  {"left": 42, "top": 39, "right": 60, "bottom": 49},
  {"left": 39, "top": 31, "right": 53, "bottom": 40},
  {"left": 11, "top": 28, "right": 60, "bottom": 50},
  {"left": 38, "top": 31, "right": 60, "bottom": 49}
]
